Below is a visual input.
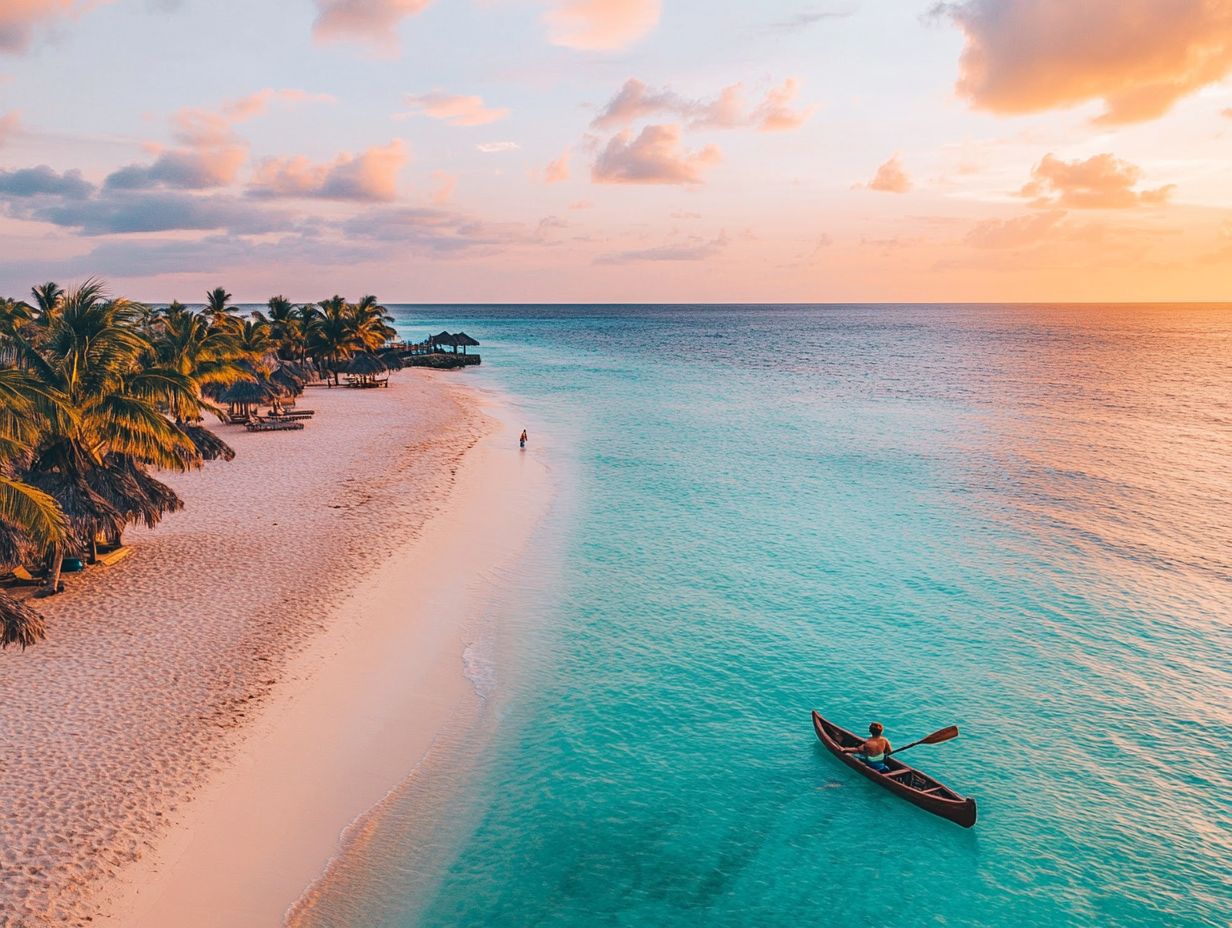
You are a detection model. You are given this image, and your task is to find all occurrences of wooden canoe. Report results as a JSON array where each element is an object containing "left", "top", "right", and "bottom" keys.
[{"left": 812, "top": 710, "right": 977, "bottom": 828}]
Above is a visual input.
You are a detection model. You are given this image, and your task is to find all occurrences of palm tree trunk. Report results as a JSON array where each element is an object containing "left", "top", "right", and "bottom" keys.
[{"left": 45, "top": 545, "right": 63, "bottom": 594}]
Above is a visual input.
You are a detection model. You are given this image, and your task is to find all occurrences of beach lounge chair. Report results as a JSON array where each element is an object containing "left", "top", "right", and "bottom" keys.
[
  {"left": 2, "top": 565, "right": 45, "bottom": 587},
  {"left": 245, "top": 419, "right": 305, "bottom": 432}
]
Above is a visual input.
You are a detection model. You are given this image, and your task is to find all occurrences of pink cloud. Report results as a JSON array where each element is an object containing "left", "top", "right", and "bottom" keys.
[
  {"left": 544, "top": 0, "right": 660, "bottom": 51},
  {"left": 592, "top": 77, "right": 812, "bottom": 132},
  {"left": 248, "top": 140, "right": 407, "bottom": 202},
  {"left": 596, "top": 231, "right": 728, "bottom": 264},
  {"left": 429, "top": 169, "right": 456, "bottom": 205},
  {"left": 752, "top": 78, "right": 814, "bottom": 131},
  {"left": 866, "top": 155, "right": 912, "bottom": 193},
  {"left": 937, "top": 0, "right": 1232, "bottom": 124},
  {"left": 222, "top": 88, "right": 336, "bottom": 121},
  {"left": 312, "top": 0, "right": 433, "bottom": 52},
  {"left": 0, "top": 111, "right": 20, "bottom": 146},
  {"left": 545, "top": 148, "right": 570, "bottom": 183},
  {"left": 1019, "top": 153, "right": 1174, "bottom": 208},
  {"left": 592, "top": 124, "right": 720, "bottom": 185},
  {"left": 403, "top": 91, "right": 509, "bottom": 127},
  {"left": 0, "top": 0, "right": 108, "bottom": 54}
]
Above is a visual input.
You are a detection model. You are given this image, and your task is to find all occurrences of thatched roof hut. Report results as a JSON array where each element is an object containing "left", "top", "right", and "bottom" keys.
[
  {"left": 217, "top": 378, "right": 277, "bottom": 406},
  {"left": 87, "top": 456, "right": 183, "bottom": 531},
  {"left": 431, "top": 331, "right": 456, "bottom": 351},
  {"left": 1, "top": 591, "right": 45, "bottom": 649},
  {"left": 346, "top": 352, "right": 388, "bottom": 375},
  {"left": 453, "top": 332, "right": 480, "bottom": 354}
]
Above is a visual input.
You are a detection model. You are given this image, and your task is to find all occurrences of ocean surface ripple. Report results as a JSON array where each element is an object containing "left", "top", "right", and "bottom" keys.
[{"left": 300, "top": 305, "right": 1231, "bottom": 928}]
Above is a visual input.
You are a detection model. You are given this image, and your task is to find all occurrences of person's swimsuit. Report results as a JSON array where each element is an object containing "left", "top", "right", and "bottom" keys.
[{"left": 860, "top": 745, "right": 890, "bottom": 773}]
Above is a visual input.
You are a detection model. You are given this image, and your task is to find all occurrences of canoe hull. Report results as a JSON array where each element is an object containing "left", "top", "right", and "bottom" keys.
[{"left": 812, "top": 710, "right": 977, "bottom": 828}]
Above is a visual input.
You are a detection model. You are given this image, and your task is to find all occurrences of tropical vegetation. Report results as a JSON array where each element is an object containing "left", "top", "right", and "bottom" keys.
[{"left": 0, "top": 280, "right": 398, "bottom": 648}]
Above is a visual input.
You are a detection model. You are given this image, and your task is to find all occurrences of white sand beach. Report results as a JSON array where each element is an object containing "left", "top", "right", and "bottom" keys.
[{"left": 0, "top": 372, "right": 553, "bottom": 927}]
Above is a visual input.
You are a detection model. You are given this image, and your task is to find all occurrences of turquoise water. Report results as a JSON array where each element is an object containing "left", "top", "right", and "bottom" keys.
[{"left": 306, "top": 306, "right": 1230, "bottom": 927}]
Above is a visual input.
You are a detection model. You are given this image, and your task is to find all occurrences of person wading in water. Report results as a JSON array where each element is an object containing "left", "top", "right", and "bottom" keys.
[{"left": 519, "top": 429, "right": 528, "bottom": 449}]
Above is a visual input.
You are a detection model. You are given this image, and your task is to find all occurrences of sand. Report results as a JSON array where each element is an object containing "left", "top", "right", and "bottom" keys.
[{"left": 0, "top": 372, "right": 552, "bottom": 927}]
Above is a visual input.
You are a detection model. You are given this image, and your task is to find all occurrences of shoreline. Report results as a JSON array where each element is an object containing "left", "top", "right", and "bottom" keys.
[
  {"left": 0, "top": 371, "right": 554, "bottom": 927},
  {"left": 98, "top": 379, "right": 554, "bottom": 926}
]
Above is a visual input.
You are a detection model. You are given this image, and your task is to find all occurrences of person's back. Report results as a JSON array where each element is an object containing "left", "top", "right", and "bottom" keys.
[{"left": 845, "top": 722, "right": 892, "bottom": 772}]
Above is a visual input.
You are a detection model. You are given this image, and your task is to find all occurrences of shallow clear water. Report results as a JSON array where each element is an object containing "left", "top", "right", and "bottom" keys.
[{"left": 301, "top": 305, "right": 1231, "bottom": 928}]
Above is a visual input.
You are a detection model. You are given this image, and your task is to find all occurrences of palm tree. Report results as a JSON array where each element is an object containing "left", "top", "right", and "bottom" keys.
[
  {"left": 30, "top": 282, "right": 63, "bottom": 319},
  {"left": 11, "top": 280, "right": 204, "bottom": 591},
  {"left": 306, "top": 296, "right": 357, "bottom": 384},
  {"left": 0, "top": 368, "right": 69, "bottom": 646},
  {"left": 351, "top": 295, "right": 397, "bottom": 350},
  {"left": 253, "top": 295, "right": 303, "bottom": 360},
  {"left": 204, "top": 286, "right": 237, "bottom": 332}
]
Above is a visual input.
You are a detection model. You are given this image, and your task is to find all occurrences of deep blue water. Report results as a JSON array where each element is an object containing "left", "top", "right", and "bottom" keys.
[{"left": 297, "top": 305, "right": 1231, "bottom": 928}]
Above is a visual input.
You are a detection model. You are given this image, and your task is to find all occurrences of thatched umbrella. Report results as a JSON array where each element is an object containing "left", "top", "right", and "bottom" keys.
[
  {"left": 24, "top": 471, "right": 121, "bottom": 555},
  {"left": 431, "top": 331, "right": 456, "bottom": 353},
  {"left": 271, "top": 363, "right": 306, "bottom": 396},
  {"left": 0, "top": 519, "right": 35, "bottom": 571},
  {"left": 89, "top": 456, "right": 183, "bottom": 531},
  {"left": 453, "top": 332, "right": 479, "bottom": 355},
  {"left": 217, "top": 378, "right": 277, "bottom": 417},
  {"left": 1, "top": 591, "right": 45, "bottom": 649},
  {"left": 377, "top": 348, "right": 405, "bottom": 370},
  {"left": 345, "top": 352, "right": 388, "bottom": 385},
  {"left": 180, "top": 424, "right": 236, "bottom": 463}
]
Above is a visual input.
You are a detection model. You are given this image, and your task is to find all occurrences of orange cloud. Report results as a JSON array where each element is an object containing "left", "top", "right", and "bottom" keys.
[
  {"left": 1019, "top": 153, "right": 1174, "bottom": 208},
  {"left": 545, "top": 148, "right": 570, "bottom": 183},
  {"left": 964, "top": 210, "right": 1067, "bottom": 248},
  {"left": 592, "top": 77, "right": 812, "bottom": 132},
  {"left": 0, "top": 0, "right": 107, "bottom": 53},
  {"left": 312, "top": 0, "right": 432, "bottom": 51},
  {"left": 592, "top": 124, "right": 720, "bottom": 185},
  {"left": 866, "top": 155, "right": 911, "bottom": 193},
  {"left": 937, "top": 0, "right": 1232, "bottom": 124},
  {"left": 404, "top": 91, "right": 509, "bottom": 127},
  {"left": 248, "top": 140, "right": 407, "bottom": 201},
  {"left": 544, "top": 0, "right": 660, "bottom": 51}
]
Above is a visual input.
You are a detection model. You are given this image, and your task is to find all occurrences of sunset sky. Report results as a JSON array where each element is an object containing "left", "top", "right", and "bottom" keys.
[{"left": 2, "top": 1, "right": 1232, "bottom": 302}]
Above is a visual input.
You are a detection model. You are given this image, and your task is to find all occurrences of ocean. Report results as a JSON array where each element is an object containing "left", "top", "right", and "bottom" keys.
[{"left": 294, "top": 305, "right": 1231, "bottom": 928}]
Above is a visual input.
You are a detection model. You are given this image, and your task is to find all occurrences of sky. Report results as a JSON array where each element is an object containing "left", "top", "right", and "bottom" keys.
[{"left": 1, "top": 0, "right": 1232, "bottom": 303}]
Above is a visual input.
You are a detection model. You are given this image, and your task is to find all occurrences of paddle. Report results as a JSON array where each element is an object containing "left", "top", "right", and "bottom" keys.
[{"left": 887, "top": 725, "right": 959, "bottom": 758}]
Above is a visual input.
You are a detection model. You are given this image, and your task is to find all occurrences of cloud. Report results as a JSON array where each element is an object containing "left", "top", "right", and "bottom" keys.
[
  {"left": 429, "top": 169, "right": 456, "bottom": 205},
  {"left": 592, "top": 77, "right": 813, "bottom": 132},
  {"left": 0, "top": 0, "right": 107, "bottom": 54},
  {"left": 964, "top": 210, "right": 1067, "bottom": 248},
  {"left": 1019, "top": 153, "right": 1174, "bottom": 208},
  {"left": 765, "top": 6, "right": 856, "bottom": 33},
  {"left": 545, "top": 148, "right": 570, "bottom": 183},
  {"left": 750, "top": 78, "right": 813, "bottom": 131},
  {"left": 341, "top": 206, "right": 532, "bottom": 255},
  {"left": 476, "top": 141, "right": 519, "bottom": 153},
  {"left": 595, "top": 232, "right": 728, "bottom": 264},
  {"left": 105, "top": 89, "right": 332, "bottom": 191},
  {"left": 403, "top": 91, "right": 509, "bottom": 127},
  {"left": 0, "top": 110, "right": 19, "bottom": 146},
  {"left": 592, "top": 124, "right": 720, "bottom": 185},
  {"left": 934, "top": 0, "right": 1232, "bottom": 124},
  {"left": 312, "top": 0, "right": 433, "bottom": 51},
  {"left": 568, "top": 199, "right": 593, "bottom": 209},
  {"left": 544, "top": 0, "right": 660, "bottom": 51},
  {"left": 248, "top": 140, "right": 407, "bottom": 202},
  {"left": 0, "top": 164, "right": 94, "bottom": 198},
  {"left": 17, "top": 190, "right": 288, "bottom": 235},
  {"left": 865, "top": 155, "right": 912, "bottom": 193}
]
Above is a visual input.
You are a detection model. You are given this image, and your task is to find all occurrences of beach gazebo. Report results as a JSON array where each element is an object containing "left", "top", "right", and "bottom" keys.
[
  {"left": 270, "top": 363, "right": 306, "bottom": 397},
  {"left": 453, "top": 332, "right": 480, "bottom": 355},
  {"left": 431, "top": 331, "right": 456, "bottom": 353},
  {"left": 345, "top": 351, "right": 388, "bottom": 387},
  {"left": 218, "top": 378, "right": 277, "bottom": 418}
]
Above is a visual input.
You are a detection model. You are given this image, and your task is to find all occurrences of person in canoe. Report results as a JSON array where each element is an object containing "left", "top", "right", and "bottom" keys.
[{"left": 842, "top": 722, "right": 893, "bottom": 772}]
